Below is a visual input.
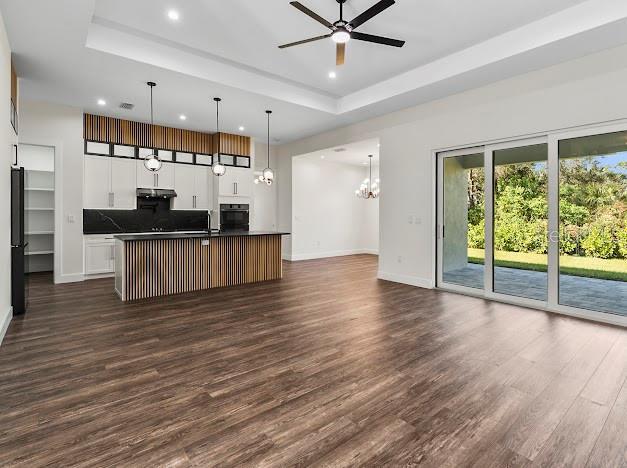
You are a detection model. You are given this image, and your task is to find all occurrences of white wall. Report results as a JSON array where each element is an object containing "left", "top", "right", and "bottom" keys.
[
  {"left": 0, "top": 9, "right": 15, "bottom": 344},
  {"left": 291, "top": 157, "right": 378, "bottom": 260},
  {"left": 19, "top": 143, "right": 54, "bottom": 172},
  {"left": 278, "top": 42, "right": 627, "bottom": 288},
  {"left": 19, "top": 100, "right": 84, "bottom": 283}
]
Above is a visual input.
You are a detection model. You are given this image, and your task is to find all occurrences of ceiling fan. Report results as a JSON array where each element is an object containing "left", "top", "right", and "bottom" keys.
[{"left": 279, "top": 0, "right": 405, "bottom": 66}]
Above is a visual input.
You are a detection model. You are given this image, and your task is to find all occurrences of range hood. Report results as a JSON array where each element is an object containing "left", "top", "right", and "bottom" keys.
[{"left": 136, "top": 188, "right": 177, "bottom": 199}]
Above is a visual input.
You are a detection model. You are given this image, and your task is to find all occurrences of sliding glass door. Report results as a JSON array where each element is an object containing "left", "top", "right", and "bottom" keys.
[
  {"left": 437, "top": 125, "right": 627, "bottom": 322},
  {"left": 557, "top": 130, "right": 627, "bottom": 316},
  {"left": 492, "top": 142, "right": 548, "bottom": 301},
  {"left": 437, "top": 149, "right": 485, "bottom": 291}
]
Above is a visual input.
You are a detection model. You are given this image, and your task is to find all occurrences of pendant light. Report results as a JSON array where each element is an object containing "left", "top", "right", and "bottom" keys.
[
  {"left": 259, "top": 110, "right": 275, "bottom": 186},
  {"left": 355, "top": 155, "right": 379, "bottom": 199},
  {"left": 143, "top": 82, "right": 162, "bottom": 172},
  {"left": 212, "top": 97, "right": 226, "bottom": 177}
]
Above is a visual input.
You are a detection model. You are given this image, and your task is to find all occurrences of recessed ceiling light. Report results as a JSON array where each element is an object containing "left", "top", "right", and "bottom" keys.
[
  {"left": 328, "top": 71, "right": 337, "bottom": 79},
  {"left": 179, "top": 114, "right": 187, "bottom": 120},
  {"left": 377, "top": 143, "right": 381, "bottom": 147},
  {"left": 320, "top": 155, "right": 325, "bottom": 159},
  {"left": 167, "top": 9, "right": 180, "bottom": 21},
  {"left": 362, "top": 162, "right": 368, "bottom": 165},
  {"left": 97, "top": 99, "right": 106, "bottom": 106},
  {"left": 239, "top": 126, "right": 245, "bottom": 132}
]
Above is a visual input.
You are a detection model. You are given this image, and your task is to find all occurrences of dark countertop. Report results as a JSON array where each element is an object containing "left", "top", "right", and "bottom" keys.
[{"left": 113, "top": 231, "right": 290, "bottom": 241}]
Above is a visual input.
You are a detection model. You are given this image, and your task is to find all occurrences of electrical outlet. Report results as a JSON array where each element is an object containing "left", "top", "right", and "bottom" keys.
[
  {"left": 397, "top": 255, "right": 402, "bottom": 263},
  {"left": 67, "top": 214, "right": 75, "bottom": 223}
]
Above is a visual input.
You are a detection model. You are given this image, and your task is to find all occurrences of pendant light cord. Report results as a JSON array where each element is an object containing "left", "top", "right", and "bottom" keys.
[
  {"left": 369, "top": 155, "right": 372, "bottom": 192},
  {"left": 267, "top": 111, "right": 270, "bottom": 168},
  {"left": 214, "top": 98, "right": 221, "bottom": 163},
  {"left": 265, "top": 110, "right": 273, "bottom": 171},
  {"left": 147, "top": 82, "right": 156, "bottom": 150}
]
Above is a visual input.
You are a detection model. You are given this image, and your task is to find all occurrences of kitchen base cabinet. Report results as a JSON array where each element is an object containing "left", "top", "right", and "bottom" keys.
[
  {"left": 114, "top": 232, "right": 288, "bottom": 301},
  {"left": 84, "top": 236, "right": 115, "bottom": 276}
]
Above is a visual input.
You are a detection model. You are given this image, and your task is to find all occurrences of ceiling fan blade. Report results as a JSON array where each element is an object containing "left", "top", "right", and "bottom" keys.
[
  {"left": 336, "top": 43, "right": 345, "bottom": 66},
  {"left": 348, "top": 0, "right": 395, "bottom": 29},
  {"left": 278, "top": 33, "right": 332, "bottom": 49},
  {"left": 351, "top": 31, "right": 405, "bottom": 47},
  {"left": 289, "top": 1, "right": 333, "bottom": 29}
]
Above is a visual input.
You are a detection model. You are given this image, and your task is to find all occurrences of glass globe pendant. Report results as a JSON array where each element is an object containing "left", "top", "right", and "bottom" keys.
[
  {"left": 260, "top": 110, "right": 275, "bottom": 186},
  {"left": 212, "top": 97, "right": 226, "bottom": 177},
  {"left": 143, "top": 82, "right": 162, "bottom": 172}
]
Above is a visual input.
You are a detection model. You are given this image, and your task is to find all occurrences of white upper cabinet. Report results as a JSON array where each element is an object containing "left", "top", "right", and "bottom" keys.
[
  {"left": 85, "top": 155, "right": 137, "bottom": 209},
  {"left": 173, "top": 164, "right": 210, "bottom": 210},
  {"left": 84, "top": 155, "right": 111, "bottom": 209},
  {"left": 195, "top": 167, "right": 210, "bottom": 209},
  {"left": 157, "top": 162, "right": 175, "bottom": 189},
  {"left": 136, "top": 160, "right": 175, "bottom": 189},
  {"left": 110, "top": 158, "right": 137, "bottom": 209},
  {"left": 136, "top": 159, "right": 155, "bottom": 189},
  {"left": 218, "top": 166, "right": 252, "bottom": 198},
  {"left": 173, "top": 164, "right": 195, "bottom": 210}
]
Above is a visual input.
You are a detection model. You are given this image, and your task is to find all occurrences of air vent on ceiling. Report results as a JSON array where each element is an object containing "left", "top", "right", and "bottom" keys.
[
  {"left": 119, "top": 102, "right": 134, "bottom": 110},
  {"left": 333, "top": 148, "right": 346, "bottom": 153}
]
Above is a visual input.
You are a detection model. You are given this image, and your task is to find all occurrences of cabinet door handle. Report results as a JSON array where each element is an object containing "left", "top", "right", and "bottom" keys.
[
  {"left": 193, "top": 195, "right": 196, "bottom": 208},
  {"left": 12, "top": 144, "right": 18, "bottom": 166}
]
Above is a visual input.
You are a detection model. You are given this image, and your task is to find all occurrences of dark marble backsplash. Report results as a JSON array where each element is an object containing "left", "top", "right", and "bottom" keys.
[{"left": 84, "top": 207, "right": 209, "bottom": 234}]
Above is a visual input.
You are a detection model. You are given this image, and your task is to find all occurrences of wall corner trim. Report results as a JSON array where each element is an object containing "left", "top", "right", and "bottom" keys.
[
  {"left": 377, "top": 271, "right": 434, "bottom": 289},
  {"left": 0, "top": 308, "right": 12, "bottom": 347}
]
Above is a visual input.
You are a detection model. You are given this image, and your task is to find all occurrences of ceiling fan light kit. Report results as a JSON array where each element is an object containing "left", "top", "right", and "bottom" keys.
[{"left": 279, "top": 0, "right": 405, "bottom": 66}]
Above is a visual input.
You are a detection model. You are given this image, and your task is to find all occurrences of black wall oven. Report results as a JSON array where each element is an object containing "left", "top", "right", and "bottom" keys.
[{"left": 220, "top": 204, "right": 249, "bottom": 231}]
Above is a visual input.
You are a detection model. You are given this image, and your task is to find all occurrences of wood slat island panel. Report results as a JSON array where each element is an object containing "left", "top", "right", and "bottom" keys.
[{"left": 116, "top": 235, "right": 283, "bottom": 301}]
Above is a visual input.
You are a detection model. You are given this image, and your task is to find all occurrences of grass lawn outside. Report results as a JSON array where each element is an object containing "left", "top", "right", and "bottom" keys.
[{"left": 468, "top": 248, "right": 627, "bottom": 282}]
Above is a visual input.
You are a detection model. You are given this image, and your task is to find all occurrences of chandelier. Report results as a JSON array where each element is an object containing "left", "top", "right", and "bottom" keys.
[{"left": 355, "top": 154, "right": 379, "bottom": 199}]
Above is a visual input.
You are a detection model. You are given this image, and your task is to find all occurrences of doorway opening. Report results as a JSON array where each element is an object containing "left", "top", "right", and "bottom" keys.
[{"left": 291, "top": 138, "right": 380, "bottom": 263}]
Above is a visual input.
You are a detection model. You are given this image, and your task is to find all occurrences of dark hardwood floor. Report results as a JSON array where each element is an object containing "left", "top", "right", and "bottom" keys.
[{"left": 1, "top": 255, "right": 626, "bottom": 467}]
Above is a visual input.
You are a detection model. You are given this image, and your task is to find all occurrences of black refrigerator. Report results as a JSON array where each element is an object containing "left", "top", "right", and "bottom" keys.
[{"left": 11, "top": 167, "right": 26, "bottom": 315}]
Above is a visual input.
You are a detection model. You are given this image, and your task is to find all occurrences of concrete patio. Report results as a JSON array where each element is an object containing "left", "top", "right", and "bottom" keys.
[{"left": 443, "top": 263, "right": 627, "bottom": 316}]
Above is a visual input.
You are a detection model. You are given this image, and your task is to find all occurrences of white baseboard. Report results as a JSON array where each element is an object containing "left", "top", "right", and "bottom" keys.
[
  {"left": 55, "top": 273, "right": 85, "bottom": 284},
  {"left": 83, "top": 272, "right": 114, "bottom": 280},
  {"left": 377, "top": 270, "right": 434, "bottom": 289},
  {"left": 289, "top": 249, "right": 379, "bottom": 261},
  {"left": 0, "top": 307, "right": 12, "bottom": 347}
]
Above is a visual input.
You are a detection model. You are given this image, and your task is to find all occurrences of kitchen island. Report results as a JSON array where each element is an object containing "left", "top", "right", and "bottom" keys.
[{"left": 114, "top": 231, "right": 289, "bottom": 301}]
